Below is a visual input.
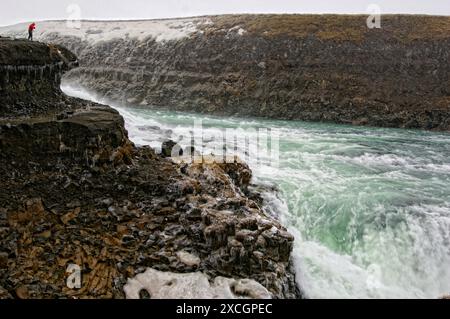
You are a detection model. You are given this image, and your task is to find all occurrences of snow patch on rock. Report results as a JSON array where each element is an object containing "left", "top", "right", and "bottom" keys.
[
  {"left": 123, "top": 268, "right": 272, "bottom": 299},
  {"left": 227, "top": 25, "right": 247, "bottom": 37},
  {"left": 0, "top": 18, "right": 214, "bottom": 44}
]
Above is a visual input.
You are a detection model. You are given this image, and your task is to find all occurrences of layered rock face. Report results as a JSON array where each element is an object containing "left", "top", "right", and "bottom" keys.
[
  {"left": 0, "top": 106, "right": 127, "bottom": 164},
  {"left": 2, "top": 15, "right": 449, "bottom": 130},
  {"left": 0, "top": 38, "right": 84, "bottom": 118},
  {"left": 0, "top": 39, "right": 298, "bottom": 299}
]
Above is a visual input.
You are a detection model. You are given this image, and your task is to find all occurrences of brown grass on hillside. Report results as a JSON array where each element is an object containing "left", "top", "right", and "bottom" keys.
[{"left": 206, "top": 14, "right": 450, "bottom": 42}]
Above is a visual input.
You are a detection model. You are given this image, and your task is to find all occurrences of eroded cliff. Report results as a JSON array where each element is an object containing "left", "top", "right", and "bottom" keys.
[
  {"left": 0, "top": 38, "right": 86, "bottom": 118},
  {"left": 2, "top": 15, "right": 449, "bottom": 130}
]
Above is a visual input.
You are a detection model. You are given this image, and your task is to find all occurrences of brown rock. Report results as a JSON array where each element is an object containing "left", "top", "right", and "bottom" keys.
[
  {"left": 60, "top": 208, "right": 81, "bottom": 225},
  {"left": 15, "top": 286, "right": 29, "bottom": 299},
  {"left": 116, "top": 225, "right": 128, "bottom": 234}
]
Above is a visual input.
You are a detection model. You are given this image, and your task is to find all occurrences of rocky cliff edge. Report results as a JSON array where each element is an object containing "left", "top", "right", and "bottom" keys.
[{"left": 0, "top": 38, "right": 299, "bottom": 299}]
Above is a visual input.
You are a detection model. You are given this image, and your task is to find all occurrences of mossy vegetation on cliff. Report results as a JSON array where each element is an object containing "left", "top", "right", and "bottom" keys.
[{"left": 208, "top": 14, "right": 450, "bottom": 42}]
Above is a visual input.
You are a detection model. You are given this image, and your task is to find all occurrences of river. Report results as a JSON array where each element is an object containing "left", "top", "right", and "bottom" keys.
[{"left": 62, "top": 84, "right": 450, "bottom": 299}]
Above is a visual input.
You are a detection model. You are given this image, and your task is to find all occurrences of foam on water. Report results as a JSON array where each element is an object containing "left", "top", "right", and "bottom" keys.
[{"left": 62, "top": 84, "right": 450, "bottom": 299}]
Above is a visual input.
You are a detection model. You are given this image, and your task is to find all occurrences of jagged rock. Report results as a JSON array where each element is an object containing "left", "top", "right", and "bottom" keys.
[
  {"left": 0, "top": 38, "right": 299, "bottom": 300},
  {"left": 0, "top": 107, "right": 128, "bottom": 165},
  {"left": 217, "top": 161, "right": 253, "bottom": 191},
  {"left": 123, "top": 268, "right": 272, "bottom": 299},
  {"left": 0, "top": 252, "right": 8, "bottom": 268}
]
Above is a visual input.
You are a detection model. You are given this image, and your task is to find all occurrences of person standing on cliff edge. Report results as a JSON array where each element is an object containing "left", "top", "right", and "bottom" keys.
[{"left": 28, "top": 23, "right": 36, "bottom": 41}]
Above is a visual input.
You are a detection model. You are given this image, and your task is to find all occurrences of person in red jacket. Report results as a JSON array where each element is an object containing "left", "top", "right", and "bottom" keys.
[{"left": 28, "top": 23, "right": 36, "bottom": 41}]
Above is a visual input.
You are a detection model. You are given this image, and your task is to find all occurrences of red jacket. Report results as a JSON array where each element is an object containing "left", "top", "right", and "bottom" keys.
[{"left": 28, "top": 23, "right": 36, "bottom": 32}]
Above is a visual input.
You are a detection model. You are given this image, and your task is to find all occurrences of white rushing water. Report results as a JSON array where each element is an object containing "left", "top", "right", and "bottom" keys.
[{"left": 62, "top": 84, "right": 450, "bottom": 299}]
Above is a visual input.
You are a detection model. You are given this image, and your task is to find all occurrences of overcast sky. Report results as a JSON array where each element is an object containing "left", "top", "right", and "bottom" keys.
[{"left": 1, "top": 0, "right": 450, "bottom": 26}]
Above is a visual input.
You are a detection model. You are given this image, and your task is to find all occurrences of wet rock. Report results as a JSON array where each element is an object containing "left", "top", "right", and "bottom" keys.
[
  {"left": 218, "top": 161, "right": 253, "bottom": 190},
  {"left": 235, "top": 229, "right": 255, "bottom": 241},
  {"left": 261, "top": 228, "right": 294, "bottom": 262},
  {"left": 238, "top": 217, "right": 259, "bottom": 231},
  {"left": 138, "top": 125, "right": 160, "bottom": 132}
]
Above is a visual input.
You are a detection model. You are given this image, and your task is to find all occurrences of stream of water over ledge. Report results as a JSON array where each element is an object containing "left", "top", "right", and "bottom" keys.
[{"left": 62, "top": 84, "right": 450, "bottom": 299}]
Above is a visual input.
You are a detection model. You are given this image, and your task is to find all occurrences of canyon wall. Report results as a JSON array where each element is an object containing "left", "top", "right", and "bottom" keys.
[
  {"left": 0, "top": 38, "right": 82, "bottom": 118},
  {"left": 2, "top": 15, "right": 449, "bottom": 130}
]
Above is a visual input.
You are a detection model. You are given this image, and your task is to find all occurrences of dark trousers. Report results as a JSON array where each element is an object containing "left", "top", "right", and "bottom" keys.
[{"left": 28, "top": 30, "right": 33, "bottom": 41}]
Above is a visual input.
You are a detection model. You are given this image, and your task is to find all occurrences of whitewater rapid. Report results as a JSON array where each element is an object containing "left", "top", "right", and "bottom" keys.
[{"left": 62, "top": 84, "right": 450, "bottom": 299}]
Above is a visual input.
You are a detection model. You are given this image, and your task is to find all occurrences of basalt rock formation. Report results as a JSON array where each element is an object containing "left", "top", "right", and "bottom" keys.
[
  {"left": 0, "top": 39, "right": 298, "bottom": 299},
  {"left": 2, "top": 15, "right": 449, "bottom": 130},
  {"left": 0, "top": 38, "right": 87, "bottom": 118}
]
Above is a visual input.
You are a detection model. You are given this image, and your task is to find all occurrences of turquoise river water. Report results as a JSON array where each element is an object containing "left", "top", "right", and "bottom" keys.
[{"left": 62, "top": 84, "right": 450, "bottom": 299}]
